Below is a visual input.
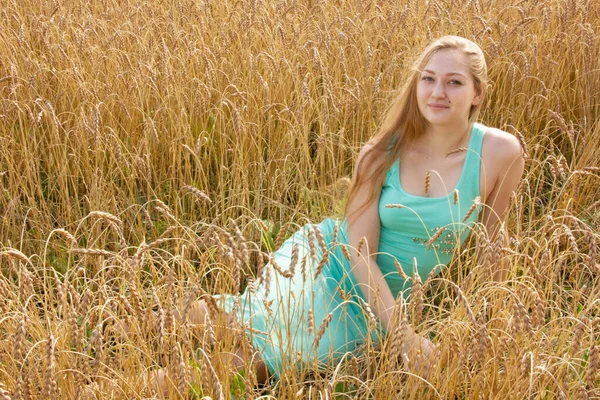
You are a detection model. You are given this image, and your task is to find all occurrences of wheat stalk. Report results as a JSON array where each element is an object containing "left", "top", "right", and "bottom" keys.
[{"left": 424, "top": 171, "right": 431, "bottom": 196}]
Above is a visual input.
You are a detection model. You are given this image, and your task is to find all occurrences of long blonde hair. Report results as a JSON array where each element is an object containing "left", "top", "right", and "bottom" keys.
[{"left": 345, "top": 36, "right": 488, "bottom": 224}]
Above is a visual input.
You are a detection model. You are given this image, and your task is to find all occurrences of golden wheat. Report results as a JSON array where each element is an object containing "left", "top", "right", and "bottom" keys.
[{"left": 0, "top": 0, "right": 598, "bottom": 397}]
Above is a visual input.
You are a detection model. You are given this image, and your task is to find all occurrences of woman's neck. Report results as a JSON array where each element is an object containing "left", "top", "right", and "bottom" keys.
[{"left": 414, "top": 122, "right": 472, "bottom": 156}]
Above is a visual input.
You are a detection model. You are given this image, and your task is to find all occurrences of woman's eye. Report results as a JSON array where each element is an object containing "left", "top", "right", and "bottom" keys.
[
  {"left": 422, "top": 76, "right": 434, "bottom": 81},
  {"left": 450, "top": 80, "right": 463, "bottom": 85}
]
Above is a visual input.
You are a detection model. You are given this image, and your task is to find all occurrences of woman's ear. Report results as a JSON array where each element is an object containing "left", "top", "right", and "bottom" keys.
[{"left": 472, "top": 84, "right": 486, "bottom": 106}]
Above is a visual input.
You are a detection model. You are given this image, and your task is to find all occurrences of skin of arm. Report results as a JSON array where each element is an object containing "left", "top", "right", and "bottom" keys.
[
  {"left": 480, "top": 128, "right": 526, "bottom": 281},
  {"left": 346, "top": 145, "right": 433, "bottom": 367}
]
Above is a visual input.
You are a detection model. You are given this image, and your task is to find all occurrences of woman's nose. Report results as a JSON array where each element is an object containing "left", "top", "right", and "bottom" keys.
[{"left": 431, "top": 82, "right": 446, "bottom": 98}]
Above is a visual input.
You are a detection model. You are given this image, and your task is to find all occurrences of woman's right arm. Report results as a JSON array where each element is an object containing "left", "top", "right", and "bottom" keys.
[
  {"left": 346, "top": 145, "right": 395, "bottom": 329},
  {"left": 346, "top": 145, "right": 436, "bottom": 373}
]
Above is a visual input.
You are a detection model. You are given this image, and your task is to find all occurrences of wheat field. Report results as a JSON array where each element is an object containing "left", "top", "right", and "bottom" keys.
[{"left": 0, "top": 0, "right": 599, "bottom": 398}]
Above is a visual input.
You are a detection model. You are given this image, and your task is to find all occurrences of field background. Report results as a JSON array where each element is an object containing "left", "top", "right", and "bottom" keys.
[{"left": 0, "top": 0, "right": 599, "bottom": 398}]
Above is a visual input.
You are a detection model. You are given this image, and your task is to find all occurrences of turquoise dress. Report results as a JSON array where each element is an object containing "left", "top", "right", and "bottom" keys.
[{"left": 218, "top": 123, "right": 486, "bottom": 378}]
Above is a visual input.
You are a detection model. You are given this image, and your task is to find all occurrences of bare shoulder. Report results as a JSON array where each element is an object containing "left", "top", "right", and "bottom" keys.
[
  {"left": 357, "top": 142, "right": 375, "bottom": 159},
  {"left": 482, "top": 127, "right": 523, "bottom": 162},
  {"left": 355, "top": 141, "right": 385, "bottom": 172},
  {"left": 480, "top": 126, "right": 525, "bottom": 200},
  {"left": 357, "top": 141, "right": 379, "bottom": 160},
  {"left": 479, "top": 127, "right": 526, "bottom": 230}
]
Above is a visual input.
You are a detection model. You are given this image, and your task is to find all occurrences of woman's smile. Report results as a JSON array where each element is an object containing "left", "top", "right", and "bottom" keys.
[
  {"left": 428, "top": 103, "right": 450, "bottom": 109},
  {"left": 417, "top": 48, "right": 481, "bottom": 127}
]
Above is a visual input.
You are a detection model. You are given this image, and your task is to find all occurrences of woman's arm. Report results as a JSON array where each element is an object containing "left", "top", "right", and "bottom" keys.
[
  {"left": 346, "top": 145, "right": 394, "bottom": 329},
  {"left": 346, "top": 145, "right": 435, "bottom": 370},
  {"left": 480, "top": 128, "right": 525, "bottom": 280}
]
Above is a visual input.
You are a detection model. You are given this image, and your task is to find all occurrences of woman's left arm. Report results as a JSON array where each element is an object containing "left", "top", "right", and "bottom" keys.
[{"left": 480, "top": 128, "right": 526, "bottom": 279}]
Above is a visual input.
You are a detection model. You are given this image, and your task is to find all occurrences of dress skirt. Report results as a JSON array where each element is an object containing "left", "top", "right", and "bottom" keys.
[{"left": 217, "top": 218, "right": 383, "bottom": 378}]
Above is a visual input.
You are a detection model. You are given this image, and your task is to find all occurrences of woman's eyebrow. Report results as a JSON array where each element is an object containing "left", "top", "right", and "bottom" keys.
[{"left": 422, "top": 69, "right": 468, "bottom": 78}]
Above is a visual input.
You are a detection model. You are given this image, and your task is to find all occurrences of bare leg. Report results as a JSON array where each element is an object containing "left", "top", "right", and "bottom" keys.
[
  {"left": 186, "top": 299, "right": 268, "bottom": 382},
  {"left": 153, "top": 299, "right": 268, "bottom": 396}
]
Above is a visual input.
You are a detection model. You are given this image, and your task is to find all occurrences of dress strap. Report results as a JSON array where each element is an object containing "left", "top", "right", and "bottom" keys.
[
  {"left": 384, "top": 157, "right": 399, "bottom": 185},
  {"left": 461, "top": 122, "right": 486, "bottom": 197}
]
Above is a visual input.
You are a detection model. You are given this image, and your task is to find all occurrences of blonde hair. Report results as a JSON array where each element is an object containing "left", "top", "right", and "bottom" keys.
[{"left": 345, "top": 36, "right": 488, "bottom": 224}]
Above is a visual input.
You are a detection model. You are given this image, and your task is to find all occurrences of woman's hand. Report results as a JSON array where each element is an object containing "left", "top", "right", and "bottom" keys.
[{"left": 402, "top": 328, "right": 438, "bottom": 379}]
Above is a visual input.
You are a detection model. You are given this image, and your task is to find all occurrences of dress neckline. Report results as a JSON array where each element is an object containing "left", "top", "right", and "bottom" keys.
[{"left": 394, "top": 123, "right": 477, "bottom": 200}]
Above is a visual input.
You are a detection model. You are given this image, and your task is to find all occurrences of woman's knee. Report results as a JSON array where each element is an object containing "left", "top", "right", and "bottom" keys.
[
  {"left": 187, "top": 299, "right": 211, "bottom": 325},
  {"left": 182, "top": 301, "right": 270, "bottom": 384},
  {"left": 186, "top": 299, "right": 234, "bottom": 341}
]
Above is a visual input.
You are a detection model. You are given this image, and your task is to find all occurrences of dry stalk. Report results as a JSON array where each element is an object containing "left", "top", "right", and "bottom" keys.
[
  {"left": 13, "top": 377, "right": 24, "bottom": 400},
  {"left": 473, "top": 313, "right": 489, "bottom": 365},
  {"left": 89, "top": 323, "right": 104, "bottom": 372},
  {"left": 183, "top": 284, "right": 202, "bottom": 319},
  {"left": 511, "top": 298, "right": 532, "bottom": 336},
  {"left": 340, "top": 244, "right": 351, "bottom": 261},
  {"left": 13, "top": 308, "right": 28, "bottom": 363},
  {"left": 531, "top": 289, "right": 545, "bottom": 328},
  {"left": 263, "top": 264, "right": 272, "bottom": 298},
  {"left": 273, "top": 225, "right": 288, "bottom": 250},
  {"left": 53, "top": 228, "right": 78, "bottom": 246},
  {"left": 86, "top": 210, "right": 123, "bottom": 226},
  {"left": 43, "top": 329, "right": 57, "bottom": 399},
  {"left": 154, "top": 199, "right": 176, "bottom": 221},
  {"left": 331, "top": 222, "right": 339, "bottom": 249},
  {"left": 313, "top": 224, "right": 328, "bottom": 254},
  {"left": 288, "top": 243, "right": 299, "bottom": 278},
  {"left": 373, "top": 72, "right": 382, "bottom": 98},
  {"left": 134, "top": 227, "right": 177, "bottom": 259},
  {"left": 424, "top": 170, "right": 431, "bottom": 196},
  {"left": 175, "top": 343, "right": 189, "bottom": 396},
  {"left": 521, "top": 351, "right": 533, "bottom": 376},
  {"left": 452, "top": 283, "right": 476, "bottom": 324},
  {"left": 385, "top": 204, "right": 406, "bottom": 208},
  {"left": 270, "top": 253, "right": 293, "bottom": 279},
  {"left": 462, "top": 196, "right": 481, "bottom": 222},
  {"left": 182, "top": 185, "right": 212, "bottom": 203},
  {"left": 445, "top": 147, "right": 468, "bottom": 157},
  {"left": 230, "top": 219, "right": 249, "bottom": 268},
  {"left": 19, "top": 270, "right": 35, "bottom": 304},
  {"left": 307, "top": 226, "right": 318, "bottom": 265},
  {"left": 394, "top": 259, "right": 409, "bottom": 280},
  {"left": 357, "top": 236, "right": 366, "bottom": 255},
  {"left": 571, "top": 317, "right": 588, "bottom": 356},
  {"left": 449, "top": 330, "right": 464, "bottom": 371},
  {"left": 223, "top": 230, "right": 239, "bottom": 262},
  {"left": 71, "top": 248, "right": 115, "bottom": 257},
  {"left": 1, "top": 249, "right": 30, "bottom": 264},
  {"left": 389, "top": 297, "right": 407, "bottom": 369},
  {"left": 0, "top": 280, "right": 10, "bottom": 314},
  {"left": 23, "top": 366, "right": 34, "bottom": 399},
  {"left": 587, "top": 342, "right": 598, "bottom": 389},
  {"left": 153, "top": 289, "right": 166, "bottom": 351},
  {"left": 358, "top": 296, "right": 378, "bottom": 328},
  {"left": 314, "top": 313, "right": 333, "bottom": 350},
  {"left": 200, "top": 349, "right": 224, "bottom": 400},
  {"left": 426, "top": 227, "right": 445, "bottom": 248},
  {"left": 410, "top": 270, "right": 423, "bottom": 323},
  {"left": 232, "top": 256, "right": 241, "bottom": 293}
]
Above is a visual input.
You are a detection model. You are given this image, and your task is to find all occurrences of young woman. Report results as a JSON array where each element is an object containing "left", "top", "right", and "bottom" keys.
[{"left": 186, "top": 35, "right": 525, "bottom": 384}]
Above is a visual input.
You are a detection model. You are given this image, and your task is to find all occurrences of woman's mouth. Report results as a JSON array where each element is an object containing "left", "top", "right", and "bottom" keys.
[{"left": 428, "top": 103, "right": 450, "bottom": 109}]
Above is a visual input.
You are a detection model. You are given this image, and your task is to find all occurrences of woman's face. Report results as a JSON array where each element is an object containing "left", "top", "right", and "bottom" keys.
[{"left": 416, "top": 48, "right": 481, "bottom": 128}]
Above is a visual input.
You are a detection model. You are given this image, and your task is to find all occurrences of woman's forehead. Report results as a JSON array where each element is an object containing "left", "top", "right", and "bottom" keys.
[{"left": 423, "top": 49, "right": 471, "bottom": 74}]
